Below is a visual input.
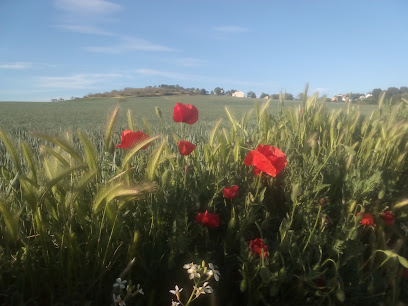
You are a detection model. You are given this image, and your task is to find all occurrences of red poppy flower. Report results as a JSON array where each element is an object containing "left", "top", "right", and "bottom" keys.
[
  {"left": 380, "top": 210, "right": 395, "bottom": 226},
  {"left": 196, "top": 210, "right": 220, "bottom": 228},
  {"left": 177, "top": 141, "right": 196, "bottom": 155},
  {"left": 356, "top": 212, "right": 375, "bottom": 227},
  {"left": 116, "top": 130, "right": 150, "bottom": 150},
  {"left": 223, "top": 185, "right": 239, "bottom": 199},
  {"left": 173, "top": 102, "right": 199, "bottom": 125},
  {"left": 244, "top": 145, "right": 287, "bottom": 177},
  {"left": 249, "top": 238, "right": 268, "bottom": 258}
]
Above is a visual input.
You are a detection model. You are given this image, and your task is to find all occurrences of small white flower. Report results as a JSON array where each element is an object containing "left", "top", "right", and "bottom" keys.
[
  {"left": 183, "top": 262, "right": 195, "bottom": 270},
  {"left": 136, "top": 283, "right": 144, "bottom": 295},
  {"left": 194, "top": 282, "right": 213, "bottom": 297},
  {"left": 169, "top": 285, "right": 183, "bottom": 295},
  {"left": 201, "top": 282, "right": 213, "bottom": 294},
  {"left": 206, "top": 263, "right": 221, "bottom": 281},
  {"left": 171, "top": 300, "right": 181, "bottom": 306},
  {"left": 113, "top": 278, "right": 127, "bottom": 289},
  {"left": 113, "top": 294, "right": 126, "bottom": 306},
  {"left": 184, "top": 262, "right": 200, "bottom": 279}
]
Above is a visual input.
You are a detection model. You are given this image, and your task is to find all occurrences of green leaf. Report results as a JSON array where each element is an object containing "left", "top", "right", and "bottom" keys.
[
  {"left": 343, "top": 145, "right": 356, "bottom": 155},
  {"left": 146, "top": 139, "right": 167, "bottom": 180}
]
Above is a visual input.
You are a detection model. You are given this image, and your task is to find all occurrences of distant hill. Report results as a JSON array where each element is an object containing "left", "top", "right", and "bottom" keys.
[{"left": 83, "top": 84, "right": 209, "bottom": 99}]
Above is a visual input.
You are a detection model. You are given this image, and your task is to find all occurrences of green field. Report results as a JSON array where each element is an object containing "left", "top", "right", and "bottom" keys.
[
  {"left": 0, "top": 95, "right": 377, "bottom": 134},
  {"left": 0, "top": 95, "right": 407, "bottom": 305}
]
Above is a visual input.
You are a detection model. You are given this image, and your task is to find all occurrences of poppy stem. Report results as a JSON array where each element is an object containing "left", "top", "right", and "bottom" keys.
[
  {"left": 180, "top": 122, "right": 184, "bottom": 139},
  {"left": 303, "top": 205, "right": 322, "bottom": 253},
  {"left": 254, "top": 172, "right": 262, "bottom": 200}
]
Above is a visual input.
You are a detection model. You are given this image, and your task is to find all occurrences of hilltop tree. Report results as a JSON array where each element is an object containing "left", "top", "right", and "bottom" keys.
[
  {"left": 285, "top": 93, "right": 294, "bottom": 100},
  {"left": 371, "top": 88, "right": 382, "bottom": 99},
  {"left": 225, "top": 89, "right": 237, "bottom": 96},
  {"left": 385, "top": 87, "right": 400, "bottom": 99},
  {"left": 214, "top": 87, "right": 223, "bottom": 95},
  {"left": 400, "top": 86, "right": 408, "bottom": 94},
  {"left": 247, "top": 91, "right": 256, "bottom": 98}
]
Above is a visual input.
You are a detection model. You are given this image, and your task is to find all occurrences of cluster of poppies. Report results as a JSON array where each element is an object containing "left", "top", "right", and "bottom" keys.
[
  {"left": 357, "top": 210, "right": 395, "bottom": 227},
  {"left": 116, "top": 102, "right": 289, "bottom": 259},
  {"left": 116, "top": 102, "right": 198, "bottom": 155}
]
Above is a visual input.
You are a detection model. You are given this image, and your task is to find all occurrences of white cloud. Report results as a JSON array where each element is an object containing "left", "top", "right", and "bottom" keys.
[
  {"left": 55, "top": 0, "right": 121, "bottom": 15},
  {"left": 213, "top": 26, "right": 249, "bottom": 33},
  {"left": 135, "top": 69, "right": 194, "bottom": 80},
  {"left": 84, "top": 37, "right": 176, "bottom": 53},
  {"left": 38, "top": 73, "right": 122, "bottom": 89},
  {"left": 0, "top": 62, "right": 32, "bottom": 69},
  {"left": 166, "top": 58, "right": 207, "bottom": 68},
  {"left": 55, "top": 24, "right": 114, "bottom": 36}
]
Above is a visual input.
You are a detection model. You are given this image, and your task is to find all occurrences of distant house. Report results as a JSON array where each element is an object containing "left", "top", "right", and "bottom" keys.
[
  {"left": 263, "top": 95, "right": 269, "bottom": 99},
  {"left": 331, "top": 94, "right": 347, "bottom": 102},
  {"left": 232, "top": 91, "right": 245, "bottom": 98}
]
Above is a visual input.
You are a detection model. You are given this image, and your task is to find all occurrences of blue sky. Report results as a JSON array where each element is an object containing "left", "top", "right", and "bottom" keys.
[{"left": 1, "top": 0, "right": 407, "bottom": 101}]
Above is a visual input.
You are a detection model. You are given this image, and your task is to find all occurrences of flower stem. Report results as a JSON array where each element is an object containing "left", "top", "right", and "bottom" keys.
[
  {"left": 185, "top": 283, "right": 197, "bottom": 306},
  {"left": 254, "top": 172, "right": 262, "bottom": 200},
  {"left": 303, "top": 205, "right": 322, "bottom": 252}
]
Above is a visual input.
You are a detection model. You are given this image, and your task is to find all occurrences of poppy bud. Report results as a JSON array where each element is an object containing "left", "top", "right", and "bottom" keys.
[
  {"left": 240, "top": 279, "right": 247, "bottom": 292},
  {"left": 260, "top": 266, "right": 271, "bottom": 284},
  {"left": 228, "top": 217, "right": 237, "bottom": 231},
  {"left": 155, "top": 106, "right": 163, "bottom": 121}
]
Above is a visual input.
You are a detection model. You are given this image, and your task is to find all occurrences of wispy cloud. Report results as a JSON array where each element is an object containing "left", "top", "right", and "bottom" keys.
[
  {"left": 0, "top": 62, "right": 56, "bottom": 70},
  {"left": 84, "top": 37, "right": 176, "bottom": 53},
  {"left": 213, "top": 26, "right": 250, "bottom": 34},
  {"left": 55, "top": 24, "right": 115, "bottom": 36},
  {"left": 164, "top": 58, "right": 207, "bottom": 68},
  {"left": 135, "top": 69, "right": 192, "bottom": 80},
  {"left": 38, "top": 73, "right": 122, "bottom": 89},
  {"left": 55, "top": 0, "right": 121, "bottom": 15},
  {"left": 54, "top": 1, "right": 176, "bottom": 54},
  {"left": 0, "top": 62, "right": 32, "bottom": 69}
]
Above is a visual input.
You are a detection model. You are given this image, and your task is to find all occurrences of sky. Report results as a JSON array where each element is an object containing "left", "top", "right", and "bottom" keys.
[{"left": 0, "top": 0, "right": 407, "bottom": 101}]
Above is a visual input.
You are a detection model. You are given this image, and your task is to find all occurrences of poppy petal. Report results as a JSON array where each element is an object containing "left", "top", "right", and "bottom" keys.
[
  {"left": 184, "top": 104, "right": 199, "bottom": 125},
  {"left": 177, "top": 141, "right": 196, "bottom": 155},
  {"left": 244, "top": 149, "right": 277, "bottom": 177},
  {"left": 173, "top": 103, "right": 185, "bottom": 123},
  {"left": 116, "top": 130, "right": 150, "bottom": 150}
]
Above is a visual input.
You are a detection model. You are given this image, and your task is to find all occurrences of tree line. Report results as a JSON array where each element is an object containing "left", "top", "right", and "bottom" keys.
[{"left": 83, "top": 85, "right": 208, "bottom": 99}]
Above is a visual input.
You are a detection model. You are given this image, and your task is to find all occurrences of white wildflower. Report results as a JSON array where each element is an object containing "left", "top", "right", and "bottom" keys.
[
  {"left": 169, "top": 285, "right": 183, "bottom": 296},
  {"left": 183, "top": 262, "right": 200, "bottom": 279},
  {"left": 171, "top": 300, "right": 181, "bottom": 306},
  {"left": 113, "top": 278, "right": 127, "bottom": 289},
  {"left": 136, "top": 283, "right": 144, "bottom": 295},
  {"left": 201, "top": 282, "right": 213, "bottom": 294},
  {"left": 206, "top": 263, "right": 221, "bottom": 281},
  {"left": 113, "top": 294, "right": 126, "bottom": 306},
  {"left": 194, "top": 282, "right": 213, "bottom": 297}
]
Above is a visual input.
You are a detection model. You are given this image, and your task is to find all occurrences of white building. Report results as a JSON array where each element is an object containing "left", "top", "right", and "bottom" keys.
[{"left": 232, "top": 91, "right": 245, "bottom": 98}]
